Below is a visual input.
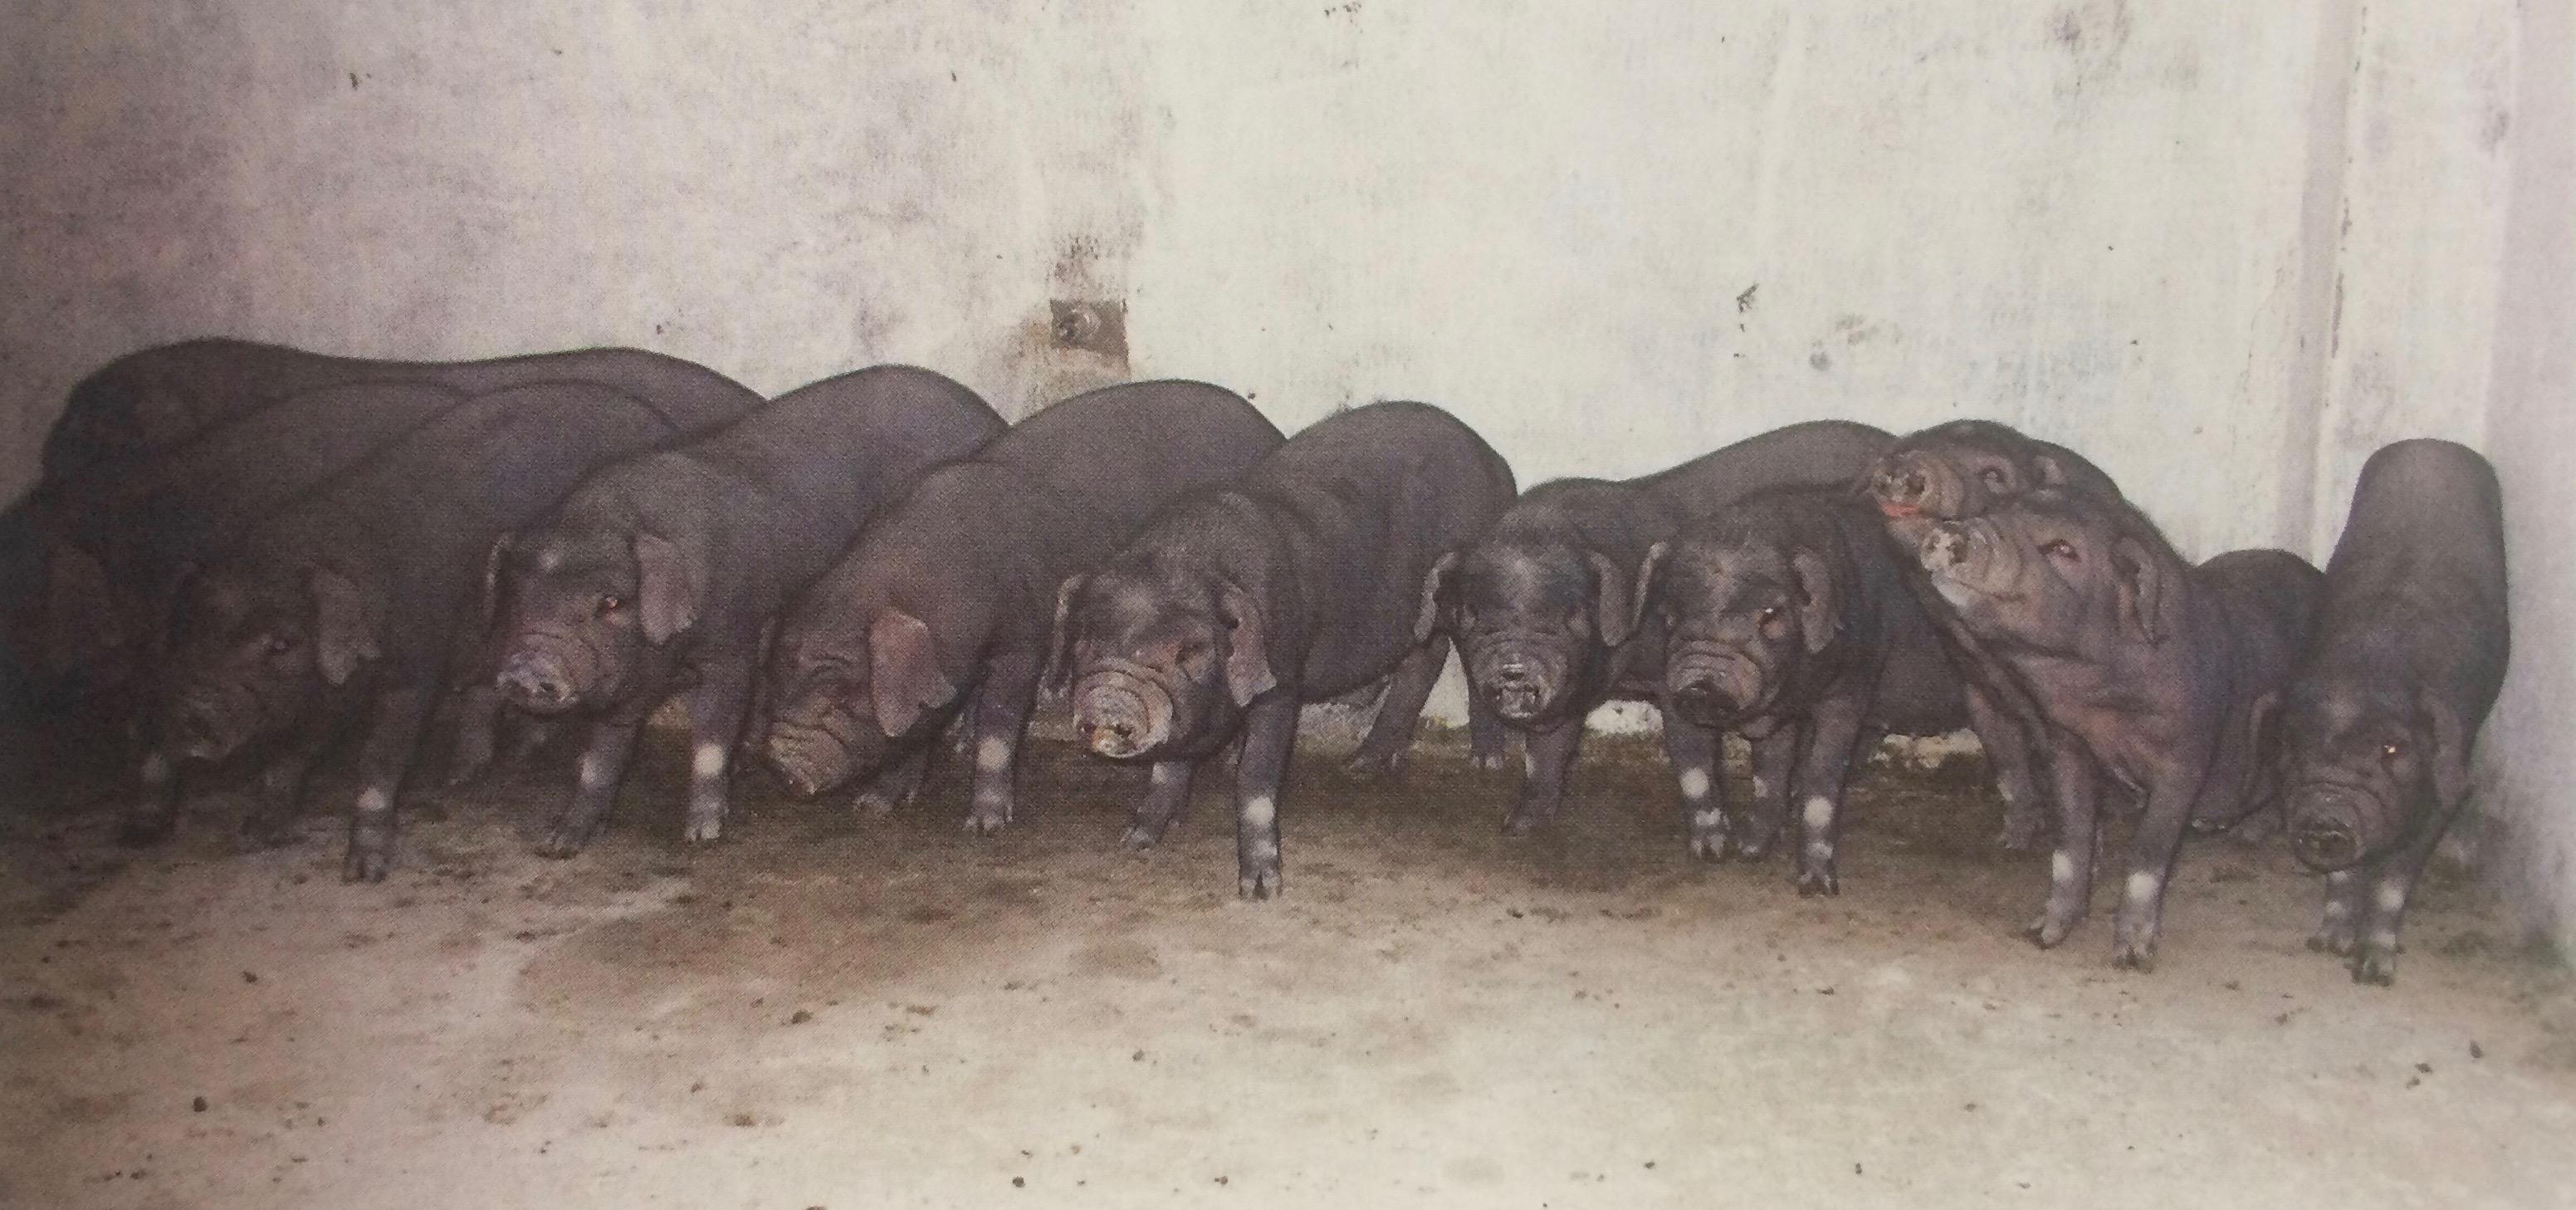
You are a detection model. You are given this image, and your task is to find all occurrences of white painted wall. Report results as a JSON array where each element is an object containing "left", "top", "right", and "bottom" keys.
[{"left": 0, "top": 1, "right": 2567, "bottom": 948}]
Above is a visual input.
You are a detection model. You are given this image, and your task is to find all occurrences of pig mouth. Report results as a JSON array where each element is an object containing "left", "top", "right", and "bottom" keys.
[
  {"left": 1467, "top": 644, "right": 1573, "bottom": 723},
  {"left": 2283, "top": 780, "right": 2390, "bottom": 872},
  {"left": 164, "top": 681, "right": 281, "bottom": 765},
  {"left": 494, "top": 634, "right": 616, "bottom": 713},
  {"left": 764, "top": 718, "right": 858, "bottom": 798},
  {"left": 1073, "top": 667, "right": 1175, "bottom": 760}
]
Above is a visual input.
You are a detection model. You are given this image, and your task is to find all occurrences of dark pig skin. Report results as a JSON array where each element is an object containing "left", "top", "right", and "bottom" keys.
[
  {"left": 1053, "top": 402, "right": 1517, "bottom": 898},
  {"left": 1862, "top": 419, "right": 2125, "bottom": 851},
  {"left": 481, "top": 365, "right": 1006, "bottom": 855},
  {"left": 16, "top": 381, "right": 471, "bottom": 698},
  {"left": 760, "top": 381, "right": 1285, "bottom": 835},
  {"left": 40, "top": 336, "right": 763, "bottom": 485},
  {"left": 2271, "top": 439, "right": 2507, "bottom": 985},
  {"left": 1636, "top": 488, "right": 1974, "bottom": 894},
  {"left": 1916, "top": 488, "right": 2321, "bottom": 970},
  {"left": 125, "top": 381, "right": 707, "bottom": 881},
  {"left": 1420, "top": 420, "right": 1893, "bottom": 835}
]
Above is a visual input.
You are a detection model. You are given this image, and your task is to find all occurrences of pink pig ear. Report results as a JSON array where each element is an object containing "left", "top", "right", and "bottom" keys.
[
  {"left": 2110, "top": 534, "right": 2168, "bottom": 645},
  {"left": 1044, "top": 573, "right": 1087, "bottom": 695},
  {"left": 1216, "top": 582, "right": 1276, "bottom": 708},
  {"left": 1586, "top": 550, "right": 1635, "bottom": 648},
  {"left": 632, "top": 531, "right": 701, "bottom": 645},
  {"left": 1789, "top": 546, "right": 1840, "bottom": 654},
  {"left": 868, "top": 608, "right": 956, "bottom": 737}
]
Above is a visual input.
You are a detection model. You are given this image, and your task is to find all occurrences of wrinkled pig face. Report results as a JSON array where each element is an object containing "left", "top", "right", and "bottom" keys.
[
  {"left": 1915, "top": 492, "right": 2158, "bottom": 656},
  {"left": 763, "top": 607, "right": 955, "bottom": 797},
  {"left": 2275, "top": 684, "right": 2441, "bottom": 871},
  {"left": 1648, "top": 538, "right": 1833, "bottom": 727},
  {"left": 484, "top": 532, "right": 643, "bottom": 713},
  {"left": 161, "top": 570, "right": 327, "bottom": 763},
  {"left": 1440, "top": 543, "right": 1630, "bottom": 724},
  {"left": 1058, "top": 567, "right": 1262, "bottom": 761},
  {"left": 1867, "top": 422, "right": 2062, "bottom": 523}
]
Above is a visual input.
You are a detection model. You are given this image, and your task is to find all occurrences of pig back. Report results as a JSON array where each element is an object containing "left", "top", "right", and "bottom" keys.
[
  {"left": 2313, "top": 439, "right": 2509, "bottom": 710},
  {"left": 1640, "top": 420, "right": 1894, "bottom": 522},
  {"left": 986, "top": 380, "right": 1284, "bottom": 515}
]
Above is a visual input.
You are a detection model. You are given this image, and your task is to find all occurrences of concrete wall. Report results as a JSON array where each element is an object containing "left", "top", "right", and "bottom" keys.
[{"left": 0, "top": 2, "right": 2568, "bottom": 945}]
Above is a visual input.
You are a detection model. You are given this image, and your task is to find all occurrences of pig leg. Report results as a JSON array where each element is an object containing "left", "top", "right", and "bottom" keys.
[
  {"left": 1467, "top": 688, "right": 1509, "bottom": 772},
  {"left": 1504, "top": 718, "right": 1583, "bottom": 835},
  {"left": 850, "top": 741, "right": 933, "bottom": 816},
  {"left": 964, "top": 659, "right": 1040, "bottom": 835},
  {"left": 341, "top": 682, "right": 442, "bottom": 884},
  {"left": 1788, "top": 698, "right": 1870, "bottom": 898},
  {"left": 2029, "top": 737, "right": 2104, "bottom": 948},
  {"left": 1732, "top": 725, "right": 1800, "bottom": 860},
  {"left": 1234, "top": 693, "right": 1300, "bottom": 899},
  {"left": 439, "top": 683, "right": 509, "bottom": 787},
  {"left": 2108, "top": 752, "right": 2216, "bottom": 972},
  {"left": 1965, "top": 685, "right": 2048, "bottom": 850},
  {"left": 1122, "top": 758, "right": 1199, "bottom": 849},
  {"left": 1663, "top": 716, "right": 1728, "bottom": 861},
  {"left": 117, "top": 746, "right": 185, "bottom": 846},
  {"left": 679, "top": 656, "right": 758, "bottom": 845},
  {"left": 2347, "top": 824, "right": 2447, "bottom": 986},
  {"left": 236, "top": 727, "right": 335, "bottom": 850},
  {"left": 1346, "top": 639, "right": 1449, "bottom": 778},
  {"left": 2310, "top": 869, "right": 2365, "bottom": 956},
  {"left": 536, "top": 718, "right": 646, "bottom": 857}
]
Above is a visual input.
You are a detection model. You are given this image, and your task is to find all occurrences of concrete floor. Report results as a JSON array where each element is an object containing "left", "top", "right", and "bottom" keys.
[{"left": 5, "top": 724, "right": 2574, "bottom": 1210}]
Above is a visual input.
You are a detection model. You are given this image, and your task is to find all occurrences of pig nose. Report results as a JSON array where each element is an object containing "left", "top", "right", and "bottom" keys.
[
  {"left": 176, "top": 704, "right": 221, "bottom": 750},
  {"left": 1921, "top": 523, "right": 1971, "bottom": 569},
  {"left": 1079, "top": 717, "right": 1141, "bottom": 757},
  {"left": 1879, "top": 465, "right": 1928, "bottom": 505},
  {"left": 498, "top": 656, "right": 569, "bottom": 706},
  {"left": 2286, "top": 786, "right": 2370, "bottom": 871}
]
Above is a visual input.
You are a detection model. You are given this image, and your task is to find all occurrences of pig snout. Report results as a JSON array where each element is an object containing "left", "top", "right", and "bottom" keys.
[
  {"left": 763, "top": 721, "right": 848, "bottom": 799},
  {"left": 1871, "top": 456, "right": 1935, "bottom": 518},
  {"left": 169, "top": 691, "right": 237, "bottom": 762},
  {"left": 1918, "top": 521, "right": 1976, "bottom": 574},
  {"left": 1477, "top": 653, "right": 1559, "bottom": 722},
  {"left": 496, "top": 652, "right": 576, "bottom": 710},
  {"left": 2285, "top": 783, "right": 2377, "bottom": 871},
  {"left": 1073, "top": 673, "right": 1171, "bottom": 759},
  {"left": 1665, "top": 647, "right": 1761, "bottom": 727}
]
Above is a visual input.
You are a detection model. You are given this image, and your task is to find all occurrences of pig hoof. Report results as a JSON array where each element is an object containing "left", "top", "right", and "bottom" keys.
[
  {"left": 2023, "top": 917, "right": 2073, "bottom": 949},
  {"left": 1995, "top": 820, "right": 2047, "bottom": 851},
  {"left": 1342, "top": 752, "right": 1400, "bottom": 781},
  {"left": 1121, "top": 821, "right": 1170, "bottom": 850},
  {"left": 535, "top": 820, "right": 599, "bottom": 859},
  {"left": 682, "top": 816, "right": 724, "bottom": 845},
  {"left": 1796, "top": 868, "right": 1840, "bottom": 898},
  {"left": 1238, "top": 868, "right": 1283, "bottom": 900},
  {"left": 118, "top": 816, "right": 176, "bottom": 848},
  {"left": 2307, "top": 925, "right": 2358, "bottom": 957},
  {"left": 965, "top": 810, "right": 1009, "bottom": 837},
  {"left": 2349, "top": 952, "right": 2399, "bottom": 986},
  {"left": 341, "top": 847, "right": 392, "bottom": 884},
  {"left": 1501, "top": 810, "right": 1547, "bottom": 836},
  {"left": 1688, "top": 833, "right": 1726, "bottom": 863},
  {"left": 2110, "top": 938, "right": 2158, "bottom": 972},
  {"left": 1728, "top": 831, "right": 1776, "bottom": 862},
  {"left": 850, "top": 789, "right": 902, "bottom": 816},
  {"left": 1469, "top": 751, "right": 1511, "bottom": 773}
]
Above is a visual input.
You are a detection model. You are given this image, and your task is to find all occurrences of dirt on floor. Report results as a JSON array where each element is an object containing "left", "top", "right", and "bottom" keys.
[{"left": 5, "top": 720, "right": 2575, "bottom": 1210}]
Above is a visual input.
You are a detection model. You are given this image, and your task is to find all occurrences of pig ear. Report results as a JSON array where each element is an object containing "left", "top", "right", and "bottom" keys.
[
  {"left": 1790, "top": 546, "right": 1840, "bottom": 654},
  {"left": 632, "top": 531, "right": 701, "bottom": 645},
  {"left": 2109, "top": 535, "right": 2167, "bottom": 645},
  {"left": 480, "top": 533, "right": 514, "bottom": 622},
  {"left": 2417, "top": 689, "right": 2472, "bottom": 809},
  {"left": 1414, "top": 551, "right": 1460, "bottom": 644},
  {"left": 1043, "top": 573, "right": 1086, "bottom": 695},
  {"left": 307, "top": 566, "right": 381, "bottom": 686},
  {"left": 2031, "top": 452, "right": 2072, "bottom": 488},
  {"left": 1630, "top": 543, "right": 1670, "bottom": 636},
  {"left": 1217, "top": 582, "right": 1278, "bottom": 708},
  {"left": 1586, "top": 551, "right": 1635, "bottom": 648},
  {"left": 868, "top": 609, "right": 956, "bottom": 737},
  {"left": 2241, "top": 688, "right": 2286, "bottom": 809}
]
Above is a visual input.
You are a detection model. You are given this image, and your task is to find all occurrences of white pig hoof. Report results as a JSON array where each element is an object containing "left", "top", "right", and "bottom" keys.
[
  {"left": 342, "top": 846, "right": 391, "bottom": 884},
  {"left": 1688, "top": 833, "right": 1725, "bottom": 863},
  {"left": 1238, "top": 868, "right": 1283, "bottom": 900},
  {"left": 965, "top": 809, "right": 1009, "bottom": 837},
  {"left": 1469, "top": 751, "right": 1511, "bottom": 773}
]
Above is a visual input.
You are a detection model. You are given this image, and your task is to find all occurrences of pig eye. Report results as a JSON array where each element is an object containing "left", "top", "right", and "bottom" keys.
[
  {"left": 596, "top": 595, "right": 623, "bottom": 616},
  {"left": 1979, "top": 467, "right": 2010, "bottom": 489},
  {"left": 1757, "top": 605, "right": 1784, "bottom": 625},
  {"left": 2379, "top": 740, "right": 2404, "bottom": 762},
  {"left": 267, "top": 633, "right": 298, "bottom": 655},
  {"left": 2041, "top": 540, "right": 2080, "bottom": 562}
]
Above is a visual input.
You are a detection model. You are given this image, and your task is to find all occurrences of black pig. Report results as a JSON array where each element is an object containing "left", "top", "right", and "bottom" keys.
[
  {"left": 761, "top": 381, "right": 1284, "bottom": 833},
  {"left": 1864, "top": 419, "right": 2125, "bottom": 850},
  {"left": 1053, "top": 402, "right": 1516, "bottom": 897},
  {"left": 1421, "top": 420, "right": 1893, "bottom": 835},
  {"left": 1636, "top": 488, "right": 1972, "bottom": 893},
  {"left": 42, "top": 338, "right": 760, "bottom": 486},
  {"left": 129, "top": 382, "right": 723, "bottom": 879},
  {"left": 2272, "top": 439, "right": 2508, "bottom": 985},
  {"left": 1917, "top": 489, "right": 2319, "bottom": 968},
  {"left": 483, "top": 365, "right": 1005, "bottom": 854}
]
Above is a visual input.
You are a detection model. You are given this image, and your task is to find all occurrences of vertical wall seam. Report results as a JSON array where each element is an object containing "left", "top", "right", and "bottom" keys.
[{"left": 2280, "top": 0, "right": 2363, "bottom": 555}]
